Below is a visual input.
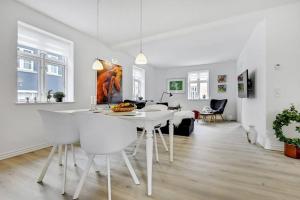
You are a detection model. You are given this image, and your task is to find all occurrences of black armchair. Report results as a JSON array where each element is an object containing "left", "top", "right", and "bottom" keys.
[{"left": 210, "top": 99, "right": 227, "bottom": 120}]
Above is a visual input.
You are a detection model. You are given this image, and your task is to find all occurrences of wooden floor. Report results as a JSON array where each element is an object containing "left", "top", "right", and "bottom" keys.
[{"left": 1, "top": 122, "right": 300, "bottom": 200}]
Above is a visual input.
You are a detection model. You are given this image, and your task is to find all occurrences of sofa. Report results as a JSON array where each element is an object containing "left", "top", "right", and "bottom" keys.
[{"left": 160, "top": 118, "right": 195, "bottom": 136}]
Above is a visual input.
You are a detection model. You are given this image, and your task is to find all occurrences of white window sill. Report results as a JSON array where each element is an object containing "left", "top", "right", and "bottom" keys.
[{"left": 15, "top": 101, "right": 75, "bottom": 105}]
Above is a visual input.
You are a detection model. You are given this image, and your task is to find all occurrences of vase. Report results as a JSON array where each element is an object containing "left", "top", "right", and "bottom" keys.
[
  {"left": 284, "top": 143, "right": 300, "bottom": 159},
  {"left": 248, "top": 125, "right": 257, "bottom": 144}
]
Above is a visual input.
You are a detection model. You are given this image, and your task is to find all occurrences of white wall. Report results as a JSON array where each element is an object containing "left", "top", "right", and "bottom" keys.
[
  {"left": 237, "top": 20, "right": 267, "bottom": 147},
  {"left": 237, "top": 2, "right": 300, "bottom": 150},
  {"left": 265, "top": 2, "right": 300, "bottom": 150},
  {"left": 153, "top": 61, "right": 237, "bottom": 120},
  {"left": 0, "top": 0, "right": 155, "bottom": 159}
]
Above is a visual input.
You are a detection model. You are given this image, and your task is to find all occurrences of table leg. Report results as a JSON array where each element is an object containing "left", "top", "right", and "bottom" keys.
[
  {"left": 58, "top": 145, "right": 63, "bottom": 166},
  {"left": 169, "top": 119, "right": 174, "bottom": 162},
  {"left": 145, "top": 125, "right": 153, "bottom": 196}
]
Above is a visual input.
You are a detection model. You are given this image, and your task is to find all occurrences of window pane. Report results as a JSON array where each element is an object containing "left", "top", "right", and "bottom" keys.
[
  {"left": 46, "top": 64, "right": 65, "bottom": 93},
  {"left": 46, "top": 52, "right": 64, "bottom": 62},
  {"left": 17, "top": 57, "right": 39, "bottom": 102},
  {"left": 133, "top": 80, "right": 141, "bottom": 99},
  {"left": 18, "top": 58, "right": 36, "bottom": 72},
  {"left": 188, "top": 73, "right": 198, "bottom": 82},
  {"left": 18, "top": 45, "right": 38, "bottom": 55},
  {"left": 199, "top": 71, "right": 209, "bottom": 81},
  {"left": 200, "top": 82, "right": 208, "bottom": 99},
  {"left": 47, "top": 64, "right": 63, "bottom": 76},
  {"left": 188, "top": 83, "right": 198, "bottom": 100}
]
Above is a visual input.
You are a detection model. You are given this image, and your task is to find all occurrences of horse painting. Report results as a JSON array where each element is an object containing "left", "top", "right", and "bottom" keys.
[{"left": 96, "top": 60, "right": 122, "bottom": 104}]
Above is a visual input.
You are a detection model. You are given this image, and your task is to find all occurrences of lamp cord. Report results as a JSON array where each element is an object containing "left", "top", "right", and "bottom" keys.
[
  {"left": 139, "top": 0, "right": 143, "bottom": 53},
  {"left": 97, "top": 0, "right": 99, "bottom": 40}
]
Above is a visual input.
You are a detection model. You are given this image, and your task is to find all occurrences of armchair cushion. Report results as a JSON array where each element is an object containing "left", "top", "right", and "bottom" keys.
[{"left": 210, "top": 99, "right": 227, "bottom": 114}]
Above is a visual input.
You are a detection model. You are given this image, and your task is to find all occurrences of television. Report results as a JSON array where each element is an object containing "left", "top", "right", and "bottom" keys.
[{"left": 238, "top": 70, "right": 249, "bottom": 98}]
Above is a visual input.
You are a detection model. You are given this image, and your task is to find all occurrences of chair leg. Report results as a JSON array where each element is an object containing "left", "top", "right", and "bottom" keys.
[
  {"left": 37, "top": 145, "right": 57, "bottom": 183},
  {"left": 92, "top": 160, "right": 100, "bottom": 173},
  {"left": 220, "top": 114, "right": 224, "bottom": 121},
  {"left": 153, "top": 130, "right": 159, "bottom": 162},
  {"left": 62, "top": 144, "right": 68, "bottom": 195},
  {"left": 121, "top": 151, "right": 140, "bottom": 185},
  {"left": 107, "top": 155, "right": 112, "bottom": 200},
  {"left": 157, "top": 128, "right": 169, "bottom": 152},
  {"left": 58, "top": 145, "right": 63, "bottom": 166},
  {"left": 132, "top": 128, "right": 145, "bottom": 156},
  {"left": 84, "top": 152, "right": 100, "bottom": 173},
  {"left": 73, "top": 154, "right": 95, "bottom": 200},
  {"left": 71, "top": 144, "right": 77, "bottom": 167}
]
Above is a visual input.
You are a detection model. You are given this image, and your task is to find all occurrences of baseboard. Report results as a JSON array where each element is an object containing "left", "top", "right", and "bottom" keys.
[
  {"left": 265, "top": 142, "right": 284, "bottom": 151},
  {"left": 0, "top": 143, "right": 50, "bottom": 161}
]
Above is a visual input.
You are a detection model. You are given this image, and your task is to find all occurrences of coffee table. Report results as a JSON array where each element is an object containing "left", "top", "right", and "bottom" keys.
[{"left": 200, "top": 112, "right": 216, "bottom": 123}]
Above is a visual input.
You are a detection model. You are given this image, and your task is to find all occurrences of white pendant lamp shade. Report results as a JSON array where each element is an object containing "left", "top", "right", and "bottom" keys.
[
  {"left": 135, "top": 52, "right": 147, "bottom": 65},
  {"left": 92, "top": 59, "right": 104, "bottom": 70}
]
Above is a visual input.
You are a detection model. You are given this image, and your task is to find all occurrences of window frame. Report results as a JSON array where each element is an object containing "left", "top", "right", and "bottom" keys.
[
  {"left": 187, "top": 70, "right": 210, "bottom": 100},
  {"left": 17, "top": 21, "right": 74, "bottom": 104}
]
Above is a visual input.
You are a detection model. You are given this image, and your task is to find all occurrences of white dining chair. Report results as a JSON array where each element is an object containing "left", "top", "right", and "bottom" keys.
[
  {"left": 37, "top": 110, "right": 79, "bottom": 195},
  {"left": 133, "top": 104, "right": 169, "bottom": 162},
  {"left": 73, "top": 112, "right": 140, "bottom": 200}
]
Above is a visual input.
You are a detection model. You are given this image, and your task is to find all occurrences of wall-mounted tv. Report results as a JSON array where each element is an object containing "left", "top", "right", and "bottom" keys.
[{"left": 238, "top": 70, "right": 249, "bottom": 98}]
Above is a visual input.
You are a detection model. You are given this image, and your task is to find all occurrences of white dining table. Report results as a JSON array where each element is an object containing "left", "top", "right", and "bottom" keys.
[{"left": 57, "top": 109, "right": 175, "bottom": 196}]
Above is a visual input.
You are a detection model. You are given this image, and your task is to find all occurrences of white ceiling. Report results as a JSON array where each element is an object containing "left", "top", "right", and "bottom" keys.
[{"left": 16, "top": 0, "right": 299, "bottom": 67}]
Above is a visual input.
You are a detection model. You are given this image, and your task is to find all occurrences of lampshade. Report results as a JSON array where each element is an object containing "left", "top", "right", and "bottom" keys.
[
  {"left": 135, "top": 52, "right": 148, "bottom": 65},
  {"left": 92, "top": 59, "right": 104, "bottom": 70}
]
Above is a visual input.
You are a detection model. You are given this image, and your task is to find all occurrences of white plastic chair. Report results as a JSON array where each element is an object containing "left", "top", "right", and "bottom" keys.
[
  {"left": 133, "top": 104, "right": 169, "bottom": 162},
  {"left": 37, "top": 110, "right": 79, "bottom": 195},
  {"left": 73, "top": 112, "right": 140, "bottom": 200}
]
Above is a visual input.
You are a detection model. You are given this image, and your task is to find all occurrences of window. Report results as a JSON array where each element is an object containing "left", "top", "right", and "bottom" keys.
[
  {"left": 47, "top": 64, "right": 63, "bottom": 76},
  {"left": 18, "top": 58, "right": 35, "bottom": 72},
  {"left": 188, "top": 71, "right": 209, "bottom": 100},
  {"left": 17, "top": 22, "right": 74, "bottom": 103},
  {"left": 132, "top": 66, "right": 145, "bottom": 100}
]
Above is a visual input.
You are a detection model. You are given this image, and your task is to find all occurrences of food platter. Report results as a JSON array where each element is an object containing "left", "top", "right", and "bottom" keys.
[{"left": 111, "top": 102, "right": 136, "bottom": 112}]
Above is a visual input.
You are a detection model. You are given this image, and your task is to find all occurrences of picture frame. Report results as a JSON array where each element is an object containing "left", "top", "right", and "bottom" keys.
[
  {"left": 167, "top": 78, "right": 185, "bottom": 93},
  {"left": 96, "top": 60, "right": 123, "bottom": 104},
  {"left": 217, "top": 75, "right": 227, "bottom": 83},
  {"left": 218, "top": 84, "right": 227, "bottom": 93}
]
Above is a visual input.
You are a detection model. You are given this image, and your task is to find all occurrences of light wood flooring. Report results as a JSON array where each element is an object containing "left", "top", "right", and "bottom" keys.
[{"left": 0, "top": 122, "right": 300, "bottom": 200}]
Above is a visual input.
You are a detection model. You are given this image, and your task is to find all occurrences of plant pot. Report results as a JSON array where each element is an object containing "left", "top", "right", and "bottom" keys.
[
  {"left": 55, "top": 98, "right": 63, "bottom": 102},
  {"left": 284, "top": 143, "right": 300, "bottom": 159}
]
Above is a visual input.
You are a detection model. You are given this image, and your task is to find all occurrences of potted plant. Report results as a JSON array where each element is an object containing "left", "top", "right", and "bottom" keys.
[
  {"left": 53, "top": 91, "right": 65, "bottom": 102},
  {"left": 273, "top": 105, "right": 300, "bottom": 158}
]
